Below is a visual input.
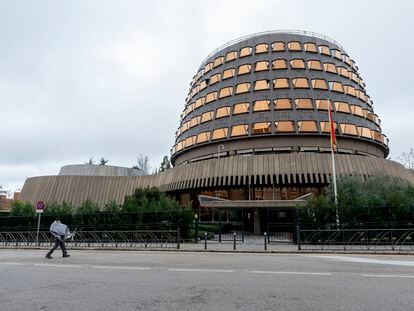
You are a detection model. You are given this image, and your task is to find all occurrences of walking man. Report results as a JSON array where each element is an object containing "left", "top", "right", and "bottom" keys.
[{"left": 45, "top": 220, "right": 71, "bottom": 259}]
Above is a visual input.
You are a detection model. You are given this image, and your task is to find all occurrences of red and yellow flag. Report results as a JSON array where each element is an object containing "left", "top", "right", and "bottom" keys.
[{"left": 328, "top": 102, "right": 337, "bottom": 152}]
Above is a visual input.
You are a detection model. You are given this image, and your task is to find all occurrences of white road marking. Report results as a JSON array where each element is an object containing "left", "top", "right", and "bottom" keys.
[
  {"left": 168, "top": 268, "right": 234, "bottom": 273},
  {"left": 361, "top": 274, "right": 414, "bottom": 279},
  {"left": 310, "top": 255, "right": 414, "bottom": 267},
  {"left": 93, "top": 265, "right": 151, "bottom": 270},
  {"left": 34, "top": 263, "right": 82, "bottom": 268},
  {"left": 251, "top": 270, "right": 331, "bottom": 276},
  {"left": 0, "top": 262, "right": 24, "bottom": 266}
]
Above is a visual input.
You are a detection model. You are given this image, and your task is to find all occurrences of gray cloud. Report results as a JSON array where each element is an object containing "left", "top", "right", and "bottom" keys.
[{"left": 1, "top": 0, "right": 413, "bottom": 190}]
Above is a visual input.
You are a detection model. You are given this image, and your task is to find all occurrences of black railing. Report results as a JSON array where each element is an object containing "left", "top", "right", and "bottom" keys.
[
  {"left": 298, "top": 228, "right": 414, "bottom": 252},
  {"left": 0, "top": 230, "right": 180, "bottom": 249}
]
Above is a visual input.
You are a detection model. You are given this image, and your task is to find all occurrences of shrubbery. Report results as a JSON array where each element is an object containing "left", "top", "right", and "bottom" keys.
[{"left": 300, "top": 175, "right": 414, "bottom": 228}]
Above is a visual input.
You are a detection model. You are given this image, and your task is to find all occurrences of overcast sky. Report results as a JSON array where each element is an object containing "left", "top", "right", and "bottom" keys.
[{"left": 1, "top": 0, "right": 413, "bottom": 192}]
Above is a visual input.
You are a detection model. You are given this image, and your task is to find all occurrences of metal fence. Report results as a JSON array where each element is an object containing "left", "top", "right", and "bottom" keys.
[
  {"left": 298, "top": 228, "right": 414, "bottom": 252},
  {"left": 0, "top": 230, "right": 180, "bottom": 249}
]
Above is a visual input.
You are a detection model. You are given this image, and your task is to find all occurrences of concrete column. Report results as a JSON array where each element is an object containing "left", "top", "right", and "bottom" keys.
[{"left": 253, "top": 208, "right": 261, "bottom": 234}]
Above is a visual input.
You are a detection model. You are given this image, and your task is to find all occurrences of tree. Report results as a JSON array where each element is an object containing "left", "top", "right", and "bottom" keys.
[
  {"left": 85, "top": 157, "right": 95, "bottom": 165},
  {"left": 398, "top": 148, "right": 414, "bottom": 170},
  {"left": 10, "top": 201, "right": 35, "bottom": 217},
  {"left": 99, "top": 157, "right": 109, "bottom": 165},
  {"left": 159, "top": 156, "right": 171, "bottom": 172},
  {"left": 133, "top": 154, "right": 150, "bottom": 174}
]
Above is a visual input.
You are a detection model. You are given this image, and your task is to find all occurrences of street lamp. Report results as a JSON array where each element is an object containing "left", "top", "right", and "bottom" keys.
[{"left": 217, "top": 144, "right": 224, "bottom": 159}]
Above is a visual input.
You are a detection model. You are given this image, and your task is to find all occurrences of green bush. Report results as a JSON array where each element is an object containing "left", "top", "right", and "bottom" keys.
[{"left": 9, "top": 201, "right": 35, "bottom": 217}]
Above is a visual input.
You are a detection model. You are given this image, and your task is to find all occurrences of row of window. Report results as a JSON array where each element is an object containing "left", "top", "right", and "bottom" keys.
[
  {"left": 182, "top": 78, "right": 370, "bottom": 120},
  {"left": 191, "top": 41, "right": 357, "bottom": 86},
  {"left": 187, "top": 59, "right": 365, "bottom": 101},
  {"left": 177, "top": 99, "right": 378, "bottom": 137},
  {"left": 172, "top": 122, "right": 387, "bottom": 154}
]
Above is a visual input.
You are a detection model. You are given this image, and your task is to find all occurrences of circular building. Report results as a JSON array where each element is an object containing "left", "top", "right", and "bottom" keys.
[{"left": 171, "top": 30, "right": 387, "bottom": 167}]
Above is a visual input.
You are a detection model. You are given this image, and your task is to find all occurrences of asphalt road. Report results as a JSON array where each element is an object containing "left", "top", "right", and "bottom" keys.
[{"left": 1, "top": 250, "right": 413, "bottom": 311}]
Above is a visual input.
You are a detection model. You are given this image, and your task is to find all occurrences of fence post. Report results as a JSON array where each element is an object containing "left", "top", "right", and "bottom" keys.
[
  {"left": 233, "top": 232, "right": 236, "bottom": 250},
  {"left": 343, "top": 230, "right": 346, "bottom": 251},
  {"left": 264, "top": 232, "right": 267, "bottom": 251},
  {"left": 177, "top": 227, "right": 180, "bottom": 250},
  {"left": 219, "top": 219, "right": 222, "bottom": 243},
  {"left": 390, "top": 230, "right": 394, "bottom": 251},
  {"left": 296, "top": 225, "right": 301, "bottom": 251},
  {"left": 194, "top": 214, "right": 199, "bottom": 243},
  {"left": 204, "top": 232, "right": 208, "bottom": 250}
]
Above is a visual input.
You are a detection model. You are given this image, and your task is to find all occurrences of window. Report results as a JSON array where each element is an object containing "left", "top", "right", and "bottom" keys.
[
  {"left": 349, "top": 72, "right": 359, "bottom": 83},
  {"left": 337, "top": 67, "right": 349, "bottom": 78},
  {"left": 304, "top": 42, "right": 318, "bottom": 52},
  {"left": 235, "top": 82, "right": 251, "bottom": 94},
  {"left": 329, "top": 81, "right": 344, "bottom": 93},
  {"left": 186, "top": 103, "right": 194, "bottom": 115},
  {"left": 334, "top": 101, "right": 351, "bottom": 114},
  {"left": 271, "top": 41, "right": 285, "bottom": 52},
  {"left": 371, "top": 130, "right": 382, "bottom": 142},
  {"left": 298, "top": 121, "right": 318, "bottom": 132},
  {"left": 196, "top": 131, "right": 211, "bottom": 143},
  {"left": 213, "top": 56, "right": 224, "bottom": 68},
  {"left": 350, "top": 105, "right": 364, "bottom": 117},
  {"left": 181, "top": 121, "right": 190, "bottom": 133},
  {"left": 274, "top": 98, "right": 292, "bottom": 110},
  {"left": 199, "top": 80, "right": 207, "bottom": 91},
  {"left": 288, "top": 41, "right": 302, "bottom": 51},
  {"left": 312, "top": 79, "right": 328, "bottom": 90},
  {"left": 340, "top": 123, "right": 358, "bottom": 136},
  {"left": 252, "top": 122, "right": 271, "bottom": 134},
  {"left": 255, "top": 61, "right": 269, "bottom": 72},
  {"left": 272, "top": 59, "right": 287, "bottom": 70},
  {"left": 205, "top": 91, "right": 218, "bottom": 103},
  {"left": 366, "top": 111, "right": 375, "bottom": 122},
  {"left": 185, "top": 136, "right": 196, "bottom": 148},
  {"left": 253, "top": 100, "right": 270, "bottom": 111},
  {"left": 201, "top": 111, "right": 214, "bottom": 123},
  {"left": 343, "top": 55, "right": 351, "bottom": 66},
  {"left": 254, "top": 80, "right": 270, "bottom": 91},
  {"left": 307, "top": 60, "right": 322, "bottom": 70},
  {"left": 275, "top": 121, "right": 295, "bottom": 132},
  {"left": 358, "top": 126, "right": 372, "bottom": 138},
  {"left": 332, "top": 49, "right": 342, "bottom": 60},
  {"left": 318, "top": 45, "right": 331, "bottom": 56},
  {"left": 323, "top": 63, "right": 337, "bottom": 74},
  {"left": 231, "top": 124, "right": 249, "bottom": 137},
  {"left": 344, "top": 85, "right": 357, "bottom": 97},
  {"left": 194, "top": 97, "right": 206, "bottom": 109},
  {"left": 238, "top": 64, "right": 252, "bottom": 75},
  {"left": 209, "top": 73, "right": 221, "bottom": 85},
  {"left": 295, "top": 98, "right": 313, "bottom": 110},
  {"left": 255, "top": 43, "right": 268, "bottom": 54},
  {"left": 204, "top": 62, "right": 213, "bottom": 74},
  {"left": 215, "top": 106, "right": 231, "bottom": 119},
  {"left": 226, "top": 51, "right": 237, "bottom": 62},
  {"left": 219, "top": 86, "right": 233, "bottom": 98},
  {"left": 320, "top": 121, "right": 337, "bottom": 133},
  {"left": 290, "top": 59, "right": 306, "bottom": 69},
  {"left": 315, "top": 99, "right": 330, "bottom": 110},
  {"left": 189, "top": 116, "right": 201, "bottom": 128},
  {"left": 273, "top": 78, "right": 289, "bottom": 89},
  {"left": 212, "top": 128, "right": 228, "bottom": 140},
  {"left": 233, "top": 102, "right": 249, "bottom": 115},
  {"left": 222, "top": 68, "right": 236, "bottom": 79},
  {"left": 240, "top": 46, "right": 252, "bottom": 57},
  {"left": 292, "top": 78, "right": 309, "bottom": 88},
  {"left": 176, "top": 140, "right": 184, "bottom": 152}
]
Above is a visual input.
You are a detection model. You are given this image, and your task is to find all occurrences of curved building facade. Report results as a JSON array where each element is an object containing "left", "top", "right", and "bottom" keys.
[
  {"left": 20, "top": 31, "right": 413, "bottom": 221},
  {"left": 171, "top": 30, "right": 388, "bottom": 166}
]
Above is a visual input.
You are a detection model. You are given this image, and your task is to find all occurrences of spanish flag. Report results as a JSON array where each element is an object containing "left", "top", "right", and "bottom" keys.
[{"left": 328, "top": 102, "right": 337, "bottom": 152}]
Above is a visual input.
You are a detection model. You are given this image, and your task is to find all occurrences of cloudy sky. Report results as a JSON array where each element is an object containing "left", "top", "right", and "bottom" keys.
[{"left": 1, "top": 0, "right": 413, "bottom": 192}]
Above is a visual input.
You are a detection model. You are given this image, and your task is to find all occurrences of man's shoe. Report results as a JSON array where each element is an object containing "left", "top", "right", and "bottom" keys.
[
  {"left": 45, "top": 255, "right": 52, "bottom": 259},
  {"left": 63, "top": 254, "right": 70, "bottom": 258}
]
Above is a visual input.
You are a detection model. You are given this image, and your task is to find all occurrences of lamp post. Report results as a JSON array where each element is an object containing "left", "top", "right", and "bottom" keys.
[{"left": 217, "top": 144, "right": 224, "bottom": 159}]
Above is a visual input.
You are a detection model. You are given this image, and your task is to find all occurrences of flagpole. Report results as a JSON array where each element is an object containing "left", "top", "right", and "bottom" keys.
[{"left": 328, "top": 102, "right": 340, "bottom": 228}]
